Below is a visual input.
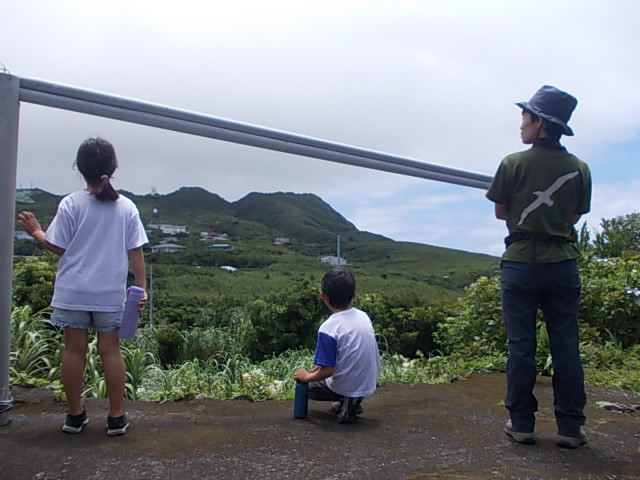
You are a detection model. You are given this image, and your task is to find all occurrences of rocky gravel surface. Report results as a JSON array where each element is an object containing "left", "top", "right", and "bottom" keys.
[{"left": 2, "top": 373, "right": 639, "bottom": 479}]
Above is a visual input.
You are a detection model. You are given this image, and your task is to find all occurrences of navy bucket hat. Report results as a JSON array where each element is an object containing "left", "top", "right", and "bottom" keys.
[{"left": 516, "top": 85, "right": 578, "bottom": 136}]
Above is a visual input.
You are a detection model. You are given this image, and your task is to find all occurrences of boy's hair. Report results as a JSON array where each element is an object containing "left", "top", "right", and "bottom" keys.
[
  {"left": 75, "top": 137, "right": 119, "bottom": 201},
  {"left": 321, "top": 269, "right": 356, "bottom": 309},
  {"left": 528, "top": 112, "right": 564, "bottom": 141}
]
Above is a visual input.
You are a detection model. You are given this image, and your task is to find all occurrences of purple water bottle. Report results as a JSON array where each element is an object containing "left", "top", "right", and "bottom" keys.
[{"left": 120, "top": 286, "right": 145, "bottom": 339}]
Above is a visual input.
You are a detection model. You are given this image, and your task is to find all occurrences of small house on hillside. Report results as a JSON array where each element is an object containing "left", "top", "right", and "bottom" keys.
[
  {"left": 318, "top": 255, "right": 347, "bottom": 266},
  {"left": 200, "top": 232, "right": 229, "bottom": 242},
  {"left": 149, "top": 223, "right": 188, "bottom": 235},
  {"left": 151, "top": 243, "right": 186, "bottom": 254},
  {"left": 14, "top": 230, "right": 34, "bottom": 241},
  {"left": 273, "top": 237, "right": 290, "bottom": 245},
  {"left": 210, "top": 244, "right": 234, "bottom": 251}
]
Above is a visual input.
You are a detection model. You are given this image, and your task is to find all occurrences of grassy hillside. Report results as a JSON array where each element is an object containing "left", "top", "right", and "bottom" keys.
[
  {"left": 14, "top": 187, "right": 500, "bottom": 302},
  {"left": 14, "top": 189, "right": 61, "bottom": 222},
  {"left": 233, "top": 192, "right": 358, "bottom": 244}
]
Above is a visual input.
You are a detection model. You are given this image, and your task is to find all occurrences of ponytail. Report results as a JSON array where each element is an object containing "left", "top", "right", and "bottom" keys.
[{"left": 95, "top": 174, "right": 119, "bottom": 201}]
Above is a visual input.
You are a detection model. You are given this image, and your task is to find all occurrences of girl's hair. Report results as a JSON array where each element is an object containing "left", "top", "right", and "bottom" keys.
[{"left": 75, "top": 137, "right": 119, "bottom": 201}]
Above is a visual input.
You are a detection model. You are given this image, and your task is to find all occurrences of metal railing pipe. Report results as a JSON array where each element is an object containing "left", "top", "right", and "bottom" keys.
[
  {"left": 19, "top": 77, "right": 493, "bottom": 189},
  {"left": 19, "top": 88, "right": 491, "bottom": 189}
]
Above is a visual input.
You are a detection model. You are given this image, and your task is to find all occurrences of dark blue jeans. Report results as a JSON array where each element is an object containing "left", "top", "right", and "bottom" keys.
[{"left": 501, "top": 260, "right": 586, "bottom": 434}]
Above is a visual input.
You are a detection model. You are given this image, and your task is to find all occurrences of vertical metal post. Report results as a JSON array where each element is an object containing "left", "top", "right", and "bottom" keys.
[
  {"left": 148, "top": 261, "right": 153, "bottom": 328},
  {"left": 0, "top": 73, "right": 20, "bottom": 426},
  {"left": 336, "top": 234, "right": 341, "bottom": 267}
]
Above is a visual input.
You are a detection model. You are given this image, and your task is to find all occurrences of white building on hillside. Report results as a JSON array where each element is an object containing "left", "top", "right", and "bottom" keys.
[
  {"left": 318, "top": 255, "right": 347, "bottom": 266},
  {"left": 273, "top": 237, "right": 290, "bottom": 245},
  {"left": 14, "top": 230, "right": 34, "bottom": 241},
  {"left": 151, "top": 243, "right": 186, "bottom": 253},
  {"left": 210, "top": 244, "right": 234, "bottom": 251},
  {"left": 149, "top": 223, "right": 188, "bottom": 235},
  {"left": 200, "top": 232, "right": 229, "bottom": 242}
]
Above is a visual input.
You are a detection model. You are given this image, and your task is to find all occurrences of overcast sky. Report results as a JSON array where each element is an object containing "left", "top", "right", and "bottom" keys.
[{"left": 3, "top": 0, "right": 640, "bottom": 256}]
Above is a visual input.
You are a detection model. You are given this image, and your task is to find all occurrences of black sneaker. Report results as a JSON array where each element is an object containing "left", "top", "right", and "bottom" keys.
[
  {"left": 504, "top": 419, "right": 536, "bottom": 445},
  {"left": 62, "top": 409, "right": 89, "bottom": 434},
  {"left": 106, "top": 413, "right": 130, "bottom": 436},
  {"left": 332, "top": 399, "right": 364, "bottom": 416},
  {"left": 337, "top": 397, "right": 363, "bottom": 424},
  {"left": 557, "top": 427, "right": 587, "bottom": 448}
]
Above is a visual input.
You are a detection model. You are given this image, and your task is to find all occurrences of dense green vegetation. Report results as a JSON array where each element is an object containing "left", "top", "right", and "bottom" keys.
[
  {"left": 10, "top": 188, "right": 640, "bottom": 403},
  {"left": 10, "top": 246, "right": 640, "bottom": 401},
  {"left": 14, "top": 186, "right": 499, "bottom": 313}
]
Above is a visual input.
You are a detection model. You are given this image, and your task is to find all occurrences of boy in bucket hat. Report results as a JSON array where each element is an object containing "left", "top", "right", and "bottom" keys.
[
  {"left": 486, "top": 86, "right": 592, "bottom": 448},
  {"left": 516, "top": 85, "right": 577, "bottom": 136}
]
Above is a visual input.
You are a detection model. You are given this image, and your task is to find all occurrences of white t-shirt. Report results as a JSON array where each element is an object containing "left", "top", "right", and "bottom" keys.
[
  {"left": 46, "top": 191, "right": 148, "bottom": 311},
  {"left": 313, "top": 307, "right": 380, "bottom": 398}
]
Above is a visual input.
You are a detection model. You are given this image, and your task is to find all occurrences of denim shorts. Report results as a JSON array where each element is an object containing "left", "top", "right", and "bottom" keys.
[{"left": 51, "top": 308, "right": 123, "bottom": 333}]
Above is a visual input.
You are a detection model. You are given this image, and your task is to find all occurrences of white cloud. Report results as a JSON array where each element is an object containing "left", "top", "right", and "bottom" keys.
[
  {"left": 588, "top": 179, "right": 640, "bottom": 231},
  {"left": 4, "top": 0, "right": 640, "bottom": 254}
]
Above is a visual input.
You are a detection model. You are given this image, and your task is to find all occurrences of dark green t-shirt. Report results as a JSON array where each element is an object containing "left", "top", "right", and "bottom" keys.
[{"left": 486, "top": 145, "right": 592, "bottom": 263}]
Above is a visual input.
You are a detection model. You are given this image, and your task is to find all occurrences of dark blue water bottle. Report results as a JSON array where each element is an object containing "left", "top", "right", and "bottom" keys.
[{"left": 293, "top": 380, "right": 309, "bottom": 419}]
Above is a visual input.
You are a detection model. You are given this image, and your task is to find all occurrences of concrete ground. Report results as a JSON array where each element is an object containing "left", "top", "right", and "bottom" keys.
[{"left": 1, "top": 372, "right": 639, "bottom": 480}]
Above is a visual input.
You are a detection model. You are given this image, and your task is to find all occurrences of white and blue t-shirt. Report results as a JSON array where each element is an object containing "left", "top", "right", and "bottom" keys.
[{"left": 314, "top": 307, "right": 380, "bottom": 398}]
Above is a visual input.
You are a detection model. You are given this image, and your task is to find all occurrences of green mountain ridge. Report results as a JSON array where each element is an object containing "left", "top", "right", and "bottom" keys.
[
  {"left": 233, "top": 192, "right": 359, "bottom": 244},
  {"left": 14, "top": 186, "right": 499, "bottom": 300},
  {"left": 16, "top": 187, "right": 374, "bottom": 245}
]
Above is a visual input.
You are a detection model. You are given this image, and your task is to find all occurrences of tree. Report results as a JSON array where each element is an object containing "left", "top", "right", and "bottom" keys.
[
  {"left": 244, "top": 277, "right": 325, "bottom": 360},
  {"left": 12, "top": 256, "right": 57, "bottom": 312},
  {"left": 593, "top": 212, "right": 640, "bottom": 258}
]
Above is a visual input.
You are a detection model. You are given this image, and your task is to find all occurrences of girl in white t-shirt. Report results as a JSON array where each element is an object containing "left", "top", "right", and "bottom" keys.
[{"left": 18, "top": 137, "right": 148, "bottom": 437}]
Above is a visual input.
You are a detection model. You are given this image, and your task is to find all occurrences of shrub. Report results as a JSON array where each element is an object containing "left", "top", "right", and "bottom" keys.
[
  {"left": 155, "top": 324, "right": 185, "bottom": 366},
  {"left": 182, "top": 324, "right": 247, "bottom": 362},
  {"left": 579, "top": 256, "right": 640, "bottom": 347},
  {"left": 12, "top": 256, "right": 57, "bottom": 312},
  {"left": 592, "top": 212, "right": 640, "bottom": 258},
  {"left": 435, "top": 276, "right": 505, "bottom": 358},
  {"left": 244, "top": 277, "right": 324, "bottom": 360},
  {"left": 356, "top": 293, "right": 449, "bottom": 357},
  {"left": 434, "top": 256, "right": 640, "bottom": 373},
  {"left": 581, "top": 341, "right": 640, "bottom": 394}
]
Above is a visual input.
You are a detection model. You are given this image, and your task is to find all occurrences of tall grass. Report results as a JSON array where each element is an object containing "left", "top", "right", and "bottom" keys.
[
  {"left": 9, "top": 306, "right": 62, "bottom": 388},
  {"left": 8, "top": 308, "right": 640, "bottom": 403}
]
